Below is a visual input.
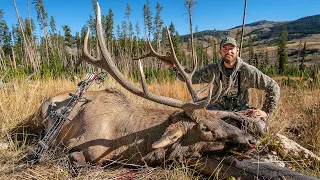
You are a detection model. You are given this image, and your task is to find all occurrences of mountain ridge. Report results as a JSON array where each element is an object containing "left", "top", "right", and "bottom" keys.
[
  {"left": 183, "top": 14, "right": 320, "bottom": 43},
  {"left": 181, "top": 14, "right": 320, "bottom": 67}
]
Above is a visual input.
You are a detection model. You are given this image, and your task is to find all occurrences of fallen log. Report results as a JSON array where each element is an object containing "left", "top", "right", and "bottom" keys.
[
  {"left": 189, "top": 155, "right": 319, "bottom": 180},
  {"left": 274, "top": 133, "right": 320, "bottom": 166}
]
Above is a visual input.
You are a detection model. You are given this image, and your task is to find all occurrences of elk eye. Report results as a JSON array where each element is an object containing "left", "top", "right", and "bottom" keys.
[{"left": 200, "top": 125, "right": 210, "bottom": 132}]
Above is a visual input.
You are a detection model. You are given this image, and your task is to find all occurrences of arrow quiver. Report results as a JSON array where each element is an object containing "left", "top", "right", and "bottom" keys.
[{"left": 27, "top": 72, "right": 106, "bottom": 165}]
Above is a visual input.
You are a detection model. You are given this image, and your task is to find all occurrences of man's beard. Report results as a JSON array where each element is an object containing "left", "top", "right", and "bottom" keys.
[
  {"left": 223, "top": 58, "right": 231, "bottom": 64},
  {"left": 223, "top": 55, "right": 236, "bottom": 64}
]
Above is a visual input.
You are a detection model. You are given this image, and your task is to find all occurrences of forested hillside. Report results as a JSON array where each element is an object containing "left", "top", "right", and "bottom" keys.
[{"left": 0, "top": 1, "right": 319, "bottom": 83}]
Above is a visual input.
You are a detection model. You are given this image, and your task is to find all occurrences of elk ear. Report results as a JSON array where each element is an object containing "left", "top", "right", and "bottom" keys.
[{"left": 152, "top": 128, "right": 184, "bottom": 149}]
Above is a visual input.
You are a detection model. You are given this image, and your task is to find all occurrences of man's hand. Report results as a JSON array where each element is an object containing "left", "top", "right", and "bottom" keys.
[
  {"left": 240, "top": 109, "right": 267, "bottom": 119},
  {"left": 251, "top": 109, "right": 267, "bottom": 118}
]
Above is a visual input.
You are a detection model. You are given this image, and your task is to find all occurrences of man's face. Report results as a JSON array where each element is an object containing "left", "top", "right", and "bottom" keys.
[{"left": 220, "top": 44, "right": 239, "bottom": 65}]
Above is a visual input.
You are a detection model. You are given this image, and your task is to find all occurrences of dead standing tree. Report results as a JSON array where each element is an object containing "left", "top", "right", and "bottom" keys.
[{"left": 12, "top": 0, "right": 38, "bottom": 71}]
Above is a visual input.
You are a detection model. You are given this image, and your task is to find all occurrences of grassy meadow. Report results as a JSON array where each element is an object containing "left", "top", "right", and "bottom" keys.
[{"left": 0, "top": 75, "right": 319, "bottom": 179}]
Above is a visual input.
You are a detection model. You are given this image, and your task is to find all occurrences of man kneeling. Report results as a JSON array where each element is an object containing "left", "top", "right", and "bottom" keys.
[{"left": 171, "top": 37, "right": 280, "bottom": 135}]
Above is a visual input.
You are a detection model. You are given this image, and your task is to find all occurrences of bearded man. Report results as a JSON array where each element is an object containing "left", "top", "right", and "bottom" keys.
[{"left": 172, "top": 37, "right": 280, "bottom": 134}]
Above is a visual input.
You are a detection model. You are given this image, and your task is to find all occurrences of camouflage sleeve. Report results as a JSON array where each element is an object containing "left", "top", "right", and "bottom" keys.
[
  {"left": 176, "top": 63, "right": 216, "bottom": 84},
  {"left": 248, "top": 67, "right": 280, "bottom": 115}
]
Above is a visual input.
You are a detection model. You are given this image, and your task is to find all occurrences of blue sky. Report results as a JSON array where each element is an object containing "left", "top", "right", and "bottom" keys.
[{"left": 1, "top": 0, "right": 320, "bottom": 37}]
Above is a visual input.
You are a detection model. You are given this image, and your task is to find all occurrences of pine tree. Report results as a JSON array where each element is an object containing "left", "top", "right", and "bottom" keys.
[
  {"left": 248, "top": 35, "right": 254, "bottom": 65},
  {"left": 75, "top": 32, "right": 81, "bottom": 50},
  {"left": 105, "top": 9, "right": 114, "bottom": 51},
  {"left": 160, "top": 27, "right": 167, "bottom": 45},
  {"left": 88, "top": 15, "right": 96, "bottom": 37},
  {"left": 143, "top": 0, "right": 152, "bottom": 39},
  {"left": 11, "top": 24, "right": 23, "bottom": 61},
  {"left": 299, "top": 41, "right": 307, "bottom": 71},
  {"left": 264, "top": 48, "right": 270, "bottom": 68},
  {"left": 135, "top": 21, "right": 141, "bottom": 39},
  {"left": 132, "top": 35, "right": 138, "bottom": 57},
  {"left": 62, "top": 25, "right": 72, "bottom": 48},
  {"left": 91, "top": 0, "right": 98, "bottom": 13},
  {"left": 24, "top": 18, "right": 36, "bottom": 43},
  {"left": 33, "top": 0, "right": 50, "bottom": 64},
  {"left": 125, "top": 4, "right": 131, "bottom": 23},
  {"left": 12, "top": 23, "right": 23, "bottom": 61},
  {"left": 0, "top": 9, "right": 3, "bottom": 19},
  {"left": 128, "top": 22, "right": 133, "bottom": 41},
  {"left": 33, "top": 0, "right": 48, "bottom": 30},
  {"left": 0, "top": 10, "right": 12, "bottom": 56},
  {"left": 168, "top": 22, "right": 175, "bottom": 39},
  {"left": 49, "top": 16, "right": 56, "bottom": 35},
  {"left": 153, "top": 2, "right": 163, "bottom": 51},
  {"left": 125, "top": 4, "right": 133, "bottom": 55},
  {"left": 235, "top": 28, "right": 241, "bottom": 45},
  {"left": 116, "top": 24, "right": 121, "bottom": 39},
  {"left": 258, "top": 51, "right": 264, "bottom": 69},
  {"left": 253, "top": 53, "right": 258, "bottom": 67},
  {"left": 121, "top": 21, "right": 127, "bottom": 43},
  {"left": 297, "top": 40, "right": 302, "bottom": 61},
  {"left": 277, "top": 25, "right": 288, "bottom": 74},
  {"left": 212, "top": 39, "right": 219, "bottom": 62}
]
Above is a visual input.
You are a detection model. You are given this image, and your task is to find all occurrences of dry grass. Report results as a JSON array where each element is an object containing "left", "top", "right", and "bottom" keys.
[{"left": 0, "top": 75, "right": 319, "bottom": 179}]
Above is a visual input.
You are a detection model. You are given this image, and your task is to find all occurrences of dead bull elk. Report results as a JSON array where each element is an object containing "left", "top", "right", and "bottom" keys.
[
  {"left": 36, "top": 5, "right": 257, "bottom": 170},
  {"left": 18, "top": 2, "right": 316, "bottom": 180},
  {"left": 40, "top": 1, "right": 254, "bottom": 173}
]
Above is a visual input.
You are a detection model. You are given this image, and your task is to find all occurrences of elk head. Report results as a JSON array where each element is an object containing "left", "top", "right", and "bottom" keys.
[{"left": 79, "top": 2, "right": 256, "bottom": 152}]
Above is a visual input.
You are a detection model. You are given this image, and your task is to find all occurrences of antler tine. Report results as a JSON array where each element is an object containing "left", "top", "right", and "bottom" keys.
[
  {"left": 181, "top": 73, "right": 222, "bottom": 111},
  {"left": 165, "top": 26, "right": 201, "bottom": 102},
  {"left": 189, "top": 46, "right": 198, "bottom": 79},
  {"left": 79, "top": 28, "right": 108, "bottom": 69},
  {"left": 196, "top": 84, "right": 211, "bottom": 98},
  {"left": 181, "top": 78, "right": 214, "bottom": 111},
  {"left": 190, "top": 56, "right": 198, "bottom": 78},
  {"left": 210, "top": 80, "right": 222, "bottom": 104},
  {"left": 138, "top": 59, "right": 149, "bottom": 95},
  {"left": 165, "top": 26, "right": 184, "bottom": 74},
  {"left": 194, "top": 74, "right": 222, "bottom": 105},
  {"left": 133, "top": 39, "right": 174, "bottom": 65}
]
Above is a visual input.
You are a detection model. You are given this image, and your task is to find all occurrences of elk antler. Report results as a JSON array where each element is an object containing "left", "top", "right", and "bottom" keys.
[
  {"left": 134, "top": 27, "right": 204, "bottom": 102},
  {"left": 134, "top": 27, "right": 223, "bottom": 104},
  {"left": 81, "top": 2, "right": 219, "bottom": 111}
]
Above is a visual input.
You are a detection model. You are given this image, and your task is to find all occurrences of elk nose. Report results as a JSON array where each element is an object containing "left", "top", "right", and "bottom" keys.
[{"left": 248, "top": 139, "right": 257, "bottom": 149}]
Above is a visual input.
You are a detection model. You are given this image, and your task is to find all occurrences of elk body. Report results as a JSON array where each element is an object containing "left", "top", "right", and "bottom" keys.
[
  {"left": 30, "top": 88, "right": 316, "bottom": 180},
  {"left": 37, "top": 88, "right": 255, "bottom": 167}
]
